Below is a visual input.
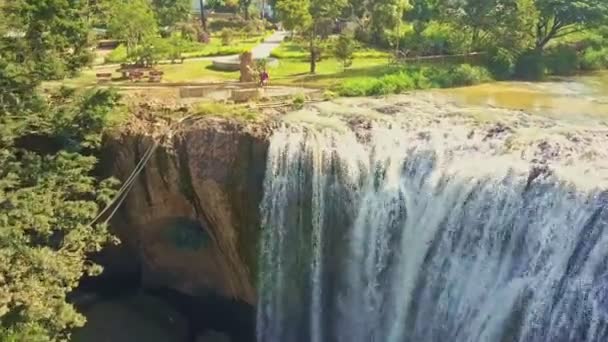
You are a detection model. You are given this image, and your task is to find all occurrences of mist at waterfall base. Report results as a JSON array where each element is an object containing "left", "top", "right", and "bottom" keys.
[{"left": 256, "top": 125, "right": 608, "bottom": 342}]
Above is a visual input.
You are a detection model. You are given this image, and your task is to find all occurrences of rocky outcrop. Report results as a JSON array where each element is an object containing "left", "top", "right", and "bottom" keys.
[{"left": 101, "top": 116, "right": 271, "bottom": 304}]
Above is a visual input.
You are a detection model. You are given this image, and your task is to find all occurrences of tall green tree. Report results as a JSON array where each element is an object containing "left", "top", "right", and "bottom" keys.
[
  {"left": 275, "top": 0, "right": 311, "bottom": 32},
  {"left": 151, "top": 0, "right": 192, "bottom": 30},
  {"left": 107, "top": 0, "right": 158, "bottom": 57},
  {"left": 240, "top": 0, "right": 253, "bottom": 19},
  {"left": 367, "top": 0, "right": 410, "bottom": 45},
  {"left": 438, "top": 0, "right": 524, "bottom": 49},
  {"left": 534, "top": 0, "right": 608, "bottom": 49},
  {"left": 2, "top": 0, "right": 94, "bottom": 80},
  {"left": 406, "top": 0, "right": 439, "bottom": 34},
  {"left": 275, "top": 0, "right": 348, "bottom": 73},
  {"left": 0, "top": 1, "right": 121, "bottom": 340}
]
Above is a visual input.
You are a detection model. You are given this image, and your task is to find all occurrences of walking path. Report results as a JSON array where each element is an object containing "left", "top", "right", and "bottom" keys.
[
  {"left": 94, "top": 31, "right": 288, "bottom": 70},
  {"left": 212, "top": 30, "right": 287, "bottom": 63},
  {"left": 252, "top": 30, "right": 288, "bottom": 59}
]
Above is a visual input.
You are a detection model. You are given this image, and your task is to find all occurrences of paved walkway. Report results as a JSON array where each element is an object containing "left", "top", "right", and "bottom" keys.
[
  {"left": 94, "top": 31, "right": 288, "bottom": 69},
  {"left": 213, "top": 30, "right": 287, "bottom": 63},
  {"left": 252, "top": 30, "right": 288, "bottom": 59}
]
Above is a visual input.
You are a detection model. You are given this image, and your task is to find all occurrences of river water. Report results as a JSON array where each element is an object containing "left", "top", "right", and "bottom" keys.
[
  {"left": 257, "top": 72, "right": 608, "bottom": 342},
  {"left": 438, "top": 72, "right": 608, "bottom": 124}
]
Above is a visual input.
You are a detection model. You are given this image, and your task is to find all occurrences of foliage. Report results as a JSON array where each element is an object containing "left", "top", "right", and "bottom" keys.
[
  {"left": 207, "top": 0, "right": 239, "bottom": 10},
  {"left": 107, "top": 0, "right": 158, "bottom": 56},
  {"left": 275, "top": 0, "right": 348, "bottom": 73},
  {"left": 400, "top": 21, "right": 468, "bottom": 56},
  {"left": 485, "top": 47, "right": 516, "bottom": 80},
  {"left": 545, "top": 45, "right": 580, "bottom": 75},
  {"left": 337, "top": 64, "right": 492, "bottom": 96},
  {"left": 334, "top": 34, "right": 358, "bottom": 69},
  {"left": 106, "top": 44, "right": 129, "bottom": 63},
  {"left": 0, "top": 84, "right": 121, "bottom": 341},
  {"left": 2, "top": 0, "right": 94, "bottom": 80},
  {"left": 438, "top": 0, "right": 514, "bottom": 49},
  {"left": 323, "top": 90, "right": 338, "bottom": 100},
  {"left": 580, "top": 47, "right": 608, "bottom": 70},
  {"left": 406, "top": 0, "right": 440, "bottom": 34},
  {"left": 275, "top": 0, "right": 312, "bottom": 32},
  {"left": 220, "top": 28, "right": 235, "bottom": 46},
  {"left": 239, "top": 0, "right": 253, "bottom": 19},
  {"left": 254, "top": 58, "right": 269, "bottom": 73},
  {"left": 0, "top": 3, "right": 123, "bottom": 339},
  {"left": 177, "top": 22, "right": 202, "bottom": 41},
  {"left": 209, "top": 18, "right": 248, "bottom": 31},
  {"left": 534, "top": 0, "right": 608, "bottom": 49},
  {"left": 369, "top": 0, "right": 410, "bottom": 45},
  {"left": 195, "top": 101, "right": 258, "bottom": 121},
  {"left": 151, "top": 0, "right": 191, "bottom": 30},
  {"left": 514, "top": 49, "right": 545, "bottom": 80},
  {"left": 292, "top": 93, "right": 307, "bottom": 109},
  {"left": 128, "top": 36, "right": 170, "bottom": 67},
  {"left": 167, "top": 34, "right": 187, "bottom": 63}
]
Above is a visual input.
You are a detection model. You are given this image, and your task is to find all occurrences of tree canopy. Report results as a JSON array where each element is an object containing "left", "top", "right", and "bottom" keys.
[
  {"left": 151, "top": 0, "right": 192, "bottom": 30},
  {"left": 0, "top": 1, "right": 121, "bottom": 340},
  {"left": 2, "top": 0, "right": 94, "bottom": 80},
  {"left": 107, "top": 0, "right": 158, "bottom": 56},
  {"left": 275, "top": 0, "right": 348, "bottom": 72},
  {"left": 534, "top": 0, "right": 608, "bottom": 49}
]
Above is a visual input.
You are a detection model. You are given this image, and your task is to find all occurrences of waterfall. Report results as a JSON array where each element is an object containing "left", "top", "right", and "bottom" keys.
[{"left": 257, "top": 124, "right": 608, "bottom": 342}]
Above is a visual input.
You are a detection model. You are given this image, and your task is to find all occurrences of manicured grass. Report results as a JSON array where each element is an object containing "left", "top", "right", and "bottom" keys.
[
  {"left": 46, "top": 60, "right": 239, "bottom": 88},
  {"left": 269, "top": 58, "right": 392, "bottom": 87},
  {"left": 270, "top": 41, "right": 390, "bottom": 60},
  {"left": 160, "top": 61, "right": 238, "bottom": 82},
  {"left": 180, "top": 35, "right": 265, "bottom": 59},
  {"left": 103, "top": 33, "right": 270, "bottom": 64}
]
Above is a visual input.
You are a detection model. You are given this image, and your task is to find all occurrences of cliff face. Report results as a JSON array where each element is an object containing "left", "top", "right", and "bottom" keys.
[{"left": 101, "top": 117, "right": 271, "bottom": 304}]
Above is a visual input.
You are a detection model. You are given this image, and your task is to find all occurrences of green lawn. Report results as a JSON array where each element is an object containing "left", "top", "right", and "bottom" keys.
[
  {"left": 266, "top": 40, "right": 392, "bottom": 87},
  {"left": 269, "top": 58, "right": 392, "bottom": 87},
  {"left": 54, "top": 38, "right": 395, "bottom": 88},
  {"left": 52, "top": 56, "right": 391, "bottom": 88},
  {"left": 103, "top": 33, "right": 271, "bottom": 65},
  {"left": 159, "top": 61, "right": 238, "bottom": 82},
  {"left": 270, "top": 41, "right": 390, "bottom": 60},
  {"left": 179, "top": 35, "right": 267, "bottom": 59}
]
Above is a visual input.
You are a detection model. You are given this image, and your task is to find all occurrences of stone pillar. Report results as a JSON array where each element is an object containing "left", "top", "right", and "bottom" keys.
[{"left": 239, "top": 52, "right": 255, "bottom": 83}]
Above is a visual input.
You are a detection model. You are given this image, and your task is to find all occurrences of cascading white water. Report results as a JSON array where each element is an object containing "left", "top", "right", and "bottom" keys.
[{"left": 257, "top": 122, "right": 608, "bottom": 342}]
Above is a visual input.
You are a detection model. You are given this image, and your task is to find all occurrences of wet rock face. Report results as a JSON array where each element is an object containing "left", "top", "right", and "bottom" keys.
[{"left": 101, "top": 118, "right": 270, "bottom": 304}]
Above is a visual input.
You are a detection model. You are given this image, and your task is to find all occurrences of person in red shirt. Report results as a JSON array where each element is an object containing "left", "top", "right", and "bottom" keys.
[{"left": 260, "top": 70, "right": 269, "bottom": 87}]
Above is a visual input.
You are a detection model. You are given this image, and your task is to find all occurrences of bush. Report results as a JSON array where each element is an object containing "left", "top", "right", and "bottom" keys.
[
  {"left": 514, "top": 50, "right": 545, "bottom": 80},
  {"left": 167, "top": 35, "right": 187, "bottom": 63},
  {"left": 293, "top": 93, "right": 307, "bottom": 109},
  {"left": 580, "top": 47, "right": 608, "bottom": 71},
  {"left": 105, "top": 44, "right": 128, "bottom": 63},
  {"left": 545, "top": 45, "right": 579, "bottom": 75},
  {"left": 334, "top": 34, "right": 357, "bottom": 69},
  {"left": 323, "top": 90, "right": 338, "bottom": 101},
  {"left": 338, "top": 79, "right": 377, "bottom": 97},
  {"left": 486, "top": 47, "right": 516, "bottom": 80},
  {"left": 209, "top": 18, "right": 246, "bottom": 31},
  {"left": 195, "top": 101, "right": 257, "bottom": 121},
  {"left": 128, "top": 37, "right": 171, "bottom": 67},
  {"left": 400, "top": 21, "right": 468, "bottom": 56},
  {"left": 446, "top": 64, "right": 493, "bottom": 86},
  {"left": 220, "top": 28, "right": 235, "bottom": 46},
  {"left": 337, "top": 64, "right": 491, "bottom": 97},
  {"left": 243, "top": 20, "right": 265, "bottom": 37}
]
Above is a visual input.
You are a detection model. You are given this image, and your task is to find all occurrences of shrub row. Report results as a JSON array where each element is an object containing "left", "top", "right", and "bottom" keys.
[{"left": 337, "top": 64, "right": 492, "bottom": 97}]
